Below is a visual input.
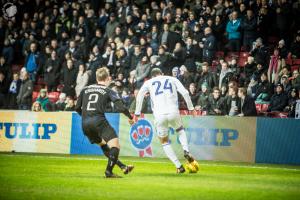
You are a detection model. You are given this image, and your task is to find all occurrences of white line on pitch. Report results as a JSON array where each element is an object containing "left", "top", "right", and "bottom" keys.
[{"left": 1, "top": 154, "right": 300, "bottom": 171}]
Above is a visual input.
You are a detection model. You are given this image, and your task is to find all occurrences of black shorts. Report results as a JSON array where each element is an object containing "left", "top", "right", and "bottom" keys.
[{"left": 82, "top": 117, "right": 118, "bottom": 144}]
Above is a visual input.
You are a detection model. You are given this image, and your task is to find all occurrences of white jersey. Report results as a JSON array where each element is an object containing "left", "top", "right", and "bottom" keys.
[{"left": 135, "top": 76, "right": 194, "bottom": 116}]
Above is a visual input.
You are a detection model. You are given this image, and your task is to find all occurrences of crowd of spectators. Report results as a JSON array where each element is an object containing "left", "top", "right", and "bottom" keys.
[{"left": 0, "top": 0, "right": 300, "bottom": 118}]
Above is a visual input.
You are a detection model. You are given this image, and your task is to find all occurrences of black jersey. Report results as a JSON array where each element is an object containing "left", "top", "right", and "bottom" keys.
[{"left": 75, "top": 84, "right": 132, "bottom": 120}]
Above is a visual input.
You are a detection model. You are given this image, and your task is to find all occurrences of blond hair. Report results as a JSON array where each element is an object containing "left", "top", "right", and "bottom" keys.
[{"left": 96, "top": 67, "right": 110, "bottom": 82}]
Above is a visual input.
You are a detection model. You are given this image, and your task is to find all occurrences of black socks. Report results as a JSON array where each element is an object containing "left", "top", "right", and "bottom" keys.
[
  {"left": 105, "top": 147, "right": 120, "bottom": 173},
  {"left": 101, "top": 144, "right": 126, "bottom": 169}
]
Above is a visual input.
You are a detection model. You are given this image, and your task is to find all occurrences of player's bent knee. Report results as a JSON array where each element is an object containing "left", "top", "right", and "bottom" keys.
[
  {"left": 107, "top": 138, "right": 120, "bottom": 149},
  {"left": 158, "top": 136, "right": 169, "bottom": 144}
]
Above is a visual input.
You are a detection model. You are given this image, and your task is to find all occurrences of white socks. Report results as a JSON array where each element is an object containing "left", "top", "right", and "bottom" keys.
[
  {"left": 162, "top": 143, "right": 181, "bottom": 168},
  {"left": 178, "top": 129, "right": 189, "bottom": 152}
]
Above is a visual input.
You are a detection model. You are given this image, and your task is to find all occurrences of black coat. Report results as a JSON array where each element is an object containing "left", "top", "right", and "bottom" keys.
[
  {"left": 208, "top": 96, "right": 225, "bottom": 115},
  {"left": 44, "top": 58, "right": 61, "bottom": 87},
  {"left": 203, "top": 33, "right": 217, "bottom": 60},
  {"left": 61, "top": 66, "right": 78, "bottom": 97},
  {"left": 255, "top": 80, "right": 273, "bottom": 101},
  {"left": 241, "top": 96, "right": 257, "bottom": 116},
  {"left": 267, "top": 92, "right": 288, "bottom": 112},
  {"left": 242, "top": 16, "right": 257, "bottom": 40}
]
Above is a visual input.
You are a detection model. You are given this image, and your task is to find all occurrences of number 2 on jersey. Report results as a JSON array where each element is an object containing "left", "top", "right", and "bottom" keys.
[
  {"left": 87, "top": 93, "right": 99, "bottom": 111},
  {"left": 152, "top": 79, "right": 173, "bottom": 95}
]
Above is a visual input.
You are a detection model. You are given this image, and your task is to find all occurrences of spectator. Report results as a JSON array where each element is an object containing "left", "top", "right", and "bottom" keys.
[
  {"left": 267, "top": 83, "right": 288, "bottom": 112},
  {"left": 61, "top": 59, "right": 77, "bottom": 98},
  {"left": 226, "top": 11, "right": 242, "bottom": 52},
  {"left": 157, "top": 45, "right": 172, "bottom": 75},
  {"left": 129, "top": 89, "right": 148, "bottom": 114},
  {"left": 252, "top": 62, "right": 266, "bottom": 82},
  {"left": 218, "top": 61, "right": 233, "bottom": 89},
  {"left": 0, "top": 56, "right": 11, "bottom": 80},
  {"left": 225, "top": 86, "right": 240, "bottom": 116},
  {"left": 55, "top": 93, "right": 67, "bottom": 111},
  {"left": 188, "top": 83, "right": 199, "bottom": 106},
  {"left": 178, "top": 65, "right": 194, "bottom": 89},
  {"left": 0, "top": 71, "right": 9, "bottom": 109},
  {"left": 130, "top": 45, "right": 143, "bottom": 73},
  {"left": 2, "top": 39, "right": 14, "bottom": 65},
  {"left": 135, "top": 56, "right": 151, "bottom": 88},
  {"left": 267, "top": 48, "right": 286, "bottom": 84},
  {"left": 6, "top": 73, "right": 21, "bottom": 109},
  {"left": 290, "top": 33, "right": 300, "bottom": 58},
  {"left": 75, "top": 63, "right": 89, "bottom": 97},
  {"left": 237, "top": 87, "right": 257, "bottom": 116},
  {"left": 291, "top": 69, "right": 300, "bottom": 90},
  {"left": 44, "top": 51, "right": 61, "bottom": 92},
  {"left": 17, "top": 71, "right": 33, "bottom": 110},
  {"left": 277, "top": 39, "right": 288, "bottom": 59},
  {"left": 159, "top": 23, "right": 181, "bottom": 52},
  {"left": 255, "top": 72, "right": 273, "bottom": 103},
  {"left": 243, "top": 56, "right": 256, "bottom": 84},
  {"left": 31, "top": 101, "right": 43, "bottom": 112},
  {"left": 195, "top": 62, "right": 216, "bottom": 92},
  {"left": 105, "top": 13, "right": 120, "bottom": 38},
  {"left": 200, "top": 27, "right": 216, "bottom": 64},
  {"left": 207, "top": 87, "right": 225, "bottom": 115},
  {"left": 285, "top": 88, "right": 299, "bottom": 118},
  {"left": 64, "top": 97, "right": 76, "bottom": 111},
  {"left": 24, "top": 42, "right": 41, "bottom": 82},
  {"left": 195, "top": 83, "right": 210, "bottom": 113},
  {"left": 170, "top": 42, "right": 186, "bottom": 67},
  {"left": 280, "top": 75, "right": 292, "bottom": 93},
  {"left": 247, "top": 75, "right": 258, "bottom": 99},
  {"left": 249, "top": 37, "right": 269, "bottom": 68},
  {"left": 212, "top": 15, "right": 225, "bottom": 50},
  {"left": 241, "top": 9, "right": 257, "bottom": 51},
  {"left": 36, "top": 89, "right": 50, "bottom": 112}
]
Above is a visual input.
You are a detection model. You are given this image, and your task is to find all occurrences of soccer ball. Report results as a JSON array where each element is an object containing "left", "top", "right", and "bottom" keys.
[{"left": 184, "top": 162, "right": 198, "bottom": 173}]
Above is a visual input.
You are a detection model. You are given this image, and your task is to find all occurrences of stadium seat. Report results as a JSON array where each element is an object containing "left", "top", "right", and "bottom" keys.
[
  {"left": 12, "top": 65, "right": 22, "bottom": 73},
  {"left": 261, "top": 104, "right": 269, "bottom": 112},
  {"left": 215, "top": 51, "right": 224, "bottom": 59},
  {"left": 285, "top": 58, "right": 293, "bottom": 65},
  {"left": 238, "top": 57, "right": 247, "bottom": 67},
  {"left": 291, "top": 65, "right": 299, "bottom": 72},
  {"left": 32, "top": 91, "right": 39, "bottom": 102},
  {"left": 239, "top": 52, "right": 249, "bottom": 58},
  {"left": 33, "top": 84, "right": 44, "bottom": 92},
  {"left": 293, "top": 59, "right": 300, "bottom": 65}
]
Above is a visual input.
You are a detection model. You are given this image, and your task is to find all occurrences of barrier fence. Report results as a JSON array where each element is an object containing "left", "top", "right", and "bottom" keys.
[{"left": 0, "top": 111, "right": 299, "bottom": 165}]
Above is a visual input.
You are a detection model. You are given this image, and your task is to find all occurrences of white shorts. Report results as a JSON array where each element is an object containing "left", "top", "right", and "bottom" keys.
[{"left": 154, "top": 113, "right": 183, "bottom": 138}]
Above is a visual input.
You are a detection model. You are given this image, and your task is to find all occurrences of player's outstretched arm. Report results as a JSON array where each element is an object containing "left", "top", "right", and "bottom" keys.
[{"left": 108, "top": 89, "right": 133, "bottom": 122}]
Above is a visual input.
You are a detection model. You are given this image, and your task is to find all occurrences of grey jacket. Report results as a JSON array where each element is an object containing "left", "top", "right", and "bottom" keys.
[{"left": 17, "top": 78, "right": 33, "bottom": 106}]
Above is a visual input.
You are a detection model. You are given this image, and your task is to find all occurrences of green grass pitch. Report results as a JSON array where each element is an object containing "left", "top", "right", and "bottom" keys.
[{"left": 0, "top": 153, "right": 300, "bottom": 200}]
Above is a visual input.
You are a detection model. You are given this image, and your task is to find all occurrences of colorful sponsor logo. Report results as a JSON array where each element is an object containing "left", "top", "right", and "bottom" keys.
[
  {"left": 0, "top": 122, "right": 57, "bottom": 139},
  {"left": 129, "top": 119, "right": 153, "bottom": 156}
]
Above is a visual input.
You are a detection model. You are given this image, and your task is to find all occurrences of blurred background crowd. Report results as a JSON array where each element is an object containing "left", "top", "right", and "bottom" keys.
[{"left": 0, "top": 0, "right": 300, "bottom": 118}]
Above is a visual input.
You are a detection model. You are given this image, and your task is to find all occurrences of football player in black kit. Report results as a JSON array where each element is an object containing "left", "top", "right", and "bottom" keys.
[{"left": 75, "top": 67, "right": 135, "bottom": 178}]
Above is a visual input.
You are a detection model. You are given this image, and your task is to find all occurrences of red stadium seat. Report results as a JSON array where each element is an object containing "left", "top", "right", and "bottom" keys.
[
  {"left": 293, "top": 59, "right": 300, "bottom": 65},
  {"left": 32, "top": 91, "right": 39, "bottom": 102},
  {"left": 33, "top": 84, "right": 44, "bottom": 92},
  {"left": 291, "top": 65, "right": 299, "bottom": 72},
  {"left": 238, "top": 57, "right": 247, "bottom": 67},
  {"left": 285, "top": 58, "right": 293, "bottom": 65},
  {"left": 261, "top": 104, "right": 269, "bottom": 112},
  {"left": 255, "top": 104, "right": 262, "bottom": 112},
  {"left": 215, "top": 51, "right": 224, "bottom": 59},
  {"left": 239, "top": 52, "right": 249, "bottom": 58}
]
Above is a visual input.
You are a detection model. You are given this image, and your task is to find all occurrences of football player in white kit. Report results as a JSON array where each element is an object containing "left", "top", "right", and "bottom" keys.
[{"left": 135, "top": 68, "right": 199, "bottom": 173}]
